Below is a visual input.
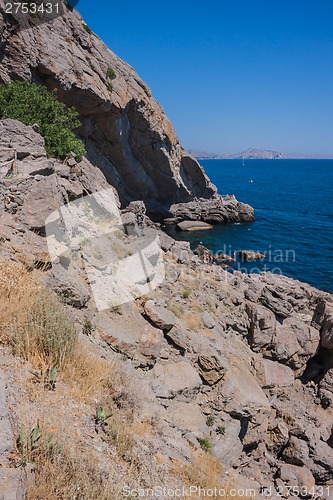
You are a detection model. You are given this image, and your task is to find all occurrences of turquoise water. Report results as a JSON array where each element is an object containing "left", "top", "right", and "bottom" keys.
[{"left": 168, "top": 159, "right": 333, "bottom": 293}]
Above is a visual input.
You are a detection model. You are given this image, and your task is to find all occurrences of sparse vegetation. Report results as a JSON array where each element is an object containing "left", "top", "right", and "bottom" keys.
[
  {"left": 198, "top": 437, "right": 212, "bottom": 453},
  {"left": 217, "top": 425, "right": 226, "bottom": 435},
  {"left": 95, "top": 405, "right": 112, "bottom": 424},
  {"left": 82, "top": 23, "right": 92, "bottom": 34},
  {"left": 15, "top": 421, "right": 61, "bottom": 468},
  {"left": 182, "top": 288, "right": 191, "bottom": 299},
  {"left": 106, "top": 66, "right": 116, "bottom": 80},
  {"left": 107, "top": 82, "right": 113, "bottom": 92},
  {"left": 206, "top": 414, "right": 215, "bottom": 427},
  {"left": 0, "top": 81, "right": 86, "bottom": 160}
]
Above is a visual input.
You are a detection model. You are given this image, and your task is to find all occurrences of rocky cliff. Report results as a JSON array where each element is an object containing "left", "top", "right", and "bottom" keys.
[
  {"left": 0, "top": 121, "right": 333, "bottom": 497},
  {"left": 0, "top": 3, "right": 220, "bottom": 214}
]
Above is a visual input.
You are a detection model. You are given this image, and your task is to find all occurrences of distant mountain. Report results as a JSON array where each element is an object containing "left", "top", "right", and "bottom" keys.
[
  {"left": 189, "top": 148, "right": 284, "bottom": 159},
  {"left": 189, "top": 148, "right": 333, "bottom": 159}
]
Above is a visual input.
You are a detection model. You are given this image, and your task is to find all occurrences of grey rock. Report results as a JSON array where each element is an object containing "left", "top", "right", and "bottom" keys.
[
  {"left": 144, "top": 300, "right": 177, "bottom": 331},
  {"left": 0, "top": 469, "right": 25, "bottom": 500},
  {"left": 150, "top": 361, "right": 202, "bottom": 400},
  {"left": 260, "top": 286, "right": 293, "bottom": 318},
  {"left": 169, "top": 196, "right": 254, "bottom": 224},
  {"left": 201, "top": 311, "right": 216, "bottom": 329},
  {"left": 252, "top": 358, "right": 294, "bottom": 389},
  {"left": 213, "top": 417, "right": 243, "bottom": 468},
  {"left": 0, "top": 368, "right": 14, "bottom": 460},
  {"left": 282, "top": 436, "right": 309, "bottom": 466},
  {"left": 247, "top": 303, "right": 276, "bottom": 350},
  {"left": 23, "top": 174, "right": 62, "bottom": 231},
  {"left": 45, "top": 265, "right": 90, "bottom": 308},
  {"left": 176, "top": 220, "right": 213, "bottom": 231},
  {"left": 269, "top": 317, "right": 319, "bottom": 373},
  {"left": 197, "top": 352, "right": 227, "bottom": 385},
  {"left": 278, "top": 464, "right": 315, "bottom": 491}
]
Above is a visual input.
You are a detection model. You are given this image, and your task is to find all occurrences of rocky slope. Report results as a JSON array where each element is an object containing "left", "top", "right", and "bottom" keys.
[
  {"left": 1, "top": 121, "right": 333, "bottom": 498},
  {"left": 0, "top": 3, "right": 220, "bottom": 215}
]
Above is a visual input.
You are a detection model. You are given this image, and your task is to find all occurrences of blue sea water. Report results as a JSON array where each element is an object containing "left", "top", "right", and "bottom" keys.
[{"left": 169, "top": 159, "right": 333, "bottom": 293}]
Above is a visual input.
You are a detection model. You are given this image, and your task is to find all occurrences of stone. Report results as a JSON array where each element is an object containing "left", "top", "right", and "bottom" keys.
[
  {"left": 0, "top": 469, "right": 25, "bottom": 500},
  {"left": 260, "top": 286, "right": 293, "bottom": 318},
  {"left": 144, "top": 300, "right": 177, "bottom": 331},
  {"left": 170, "top": 241, "right": 192, "bottom": 264},
  {"left": 212, "top": 417, "right": 243, "bottom": 467},
  {"left": 165, "top": 401, "right": 208, "bottom": 434},
  {"left": 0, "top": 368, "right": 14, "bottom": 460},
  {"left": 269, "top": 317, "right": 319, "bottom": 373},
  {"left": 176, "top": 220, "right": 213, "bottom": 231},
  {"left": 150, "top": 361, "right": 202, "bottom": 400},
  {"left": 282, "top": 436, "right": 309, "bottom": 466},
  {"left": 23, "top": 174, "right": 62, "bottom": 231},
  {"left": 169, "top": 196, "right": 254, "bottom": 224},
  {"left": 197, "top": 353, "right": 227, "bottom": 385},
  {"left": 252, "top": 358, "right": 294, "bottom": 389},
  {"left": 247, "top": 303, "right": 276, "bottom": 350},
  {"left": 319, "top": 368, "right": 333, "bottom": 393},
  {"left": 45, "top": 265, "right": 90, "bottom": 308},
  {"left": 201, "top": 311, "right": 216, "bottom": 329},
  {"left": 239, "top": 250, "right": 265, "bottom": 261},
  {"left": 278, "top": 464, "right": 315, "bottom": 491},
  {"left": 0, "top": 119, "right": 46, "bottom": 160},
  {"left": 217, "top": 358, "right": 270, "bottom": 417}
]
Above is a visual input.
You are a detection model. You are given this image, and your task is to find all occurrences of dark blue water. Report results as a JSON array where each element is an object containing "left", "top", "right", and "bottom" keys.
[{"left": 169, "top": 159, "right": 333, "bottom": 293}]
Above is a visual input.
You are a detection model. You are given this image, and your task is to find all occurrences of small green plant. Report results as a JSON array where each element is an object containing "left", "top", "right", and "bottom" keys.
[
  {"left": 0, "top": 81, "right": 86, "bottom": 160},
  {"left": 216, "top": 425, "right": 226, "bottom": 435},
  {"left": 206, "top": 414, "right": 214, "bottom": 427},
  {"left": 16, "top": 421, "right": 61, "bottom": 467},
  {"left": 82, "top": 23, "right": 92, "bottom": 34},
  {"left": 107, "top": 83, "right": 113, "bottom": 92},
  {"left": 95, "top": 405, "right": 112, "bottom": 424},
  {"left": 106, "top": 67, "right": 116, "bottom": 80},
  {"left": 182, "top": 288, "right": 191, "bottom": 299},
  {"left": 198, "top": 437, "right": 212, "bottom": 453}
]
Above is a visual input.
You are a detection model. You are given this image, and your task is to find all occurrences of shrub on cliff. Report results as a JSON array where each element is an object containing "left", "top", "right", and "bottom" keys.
[{"left": 0, "top": 81, "right": 86, "bottom": 160}]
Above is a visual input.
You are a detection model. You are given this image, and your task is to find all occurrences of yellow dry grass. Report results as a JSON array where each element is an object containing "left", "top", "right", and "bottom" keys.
[{"left": 176, "top": 450, "right": 243, "bottom": 499}]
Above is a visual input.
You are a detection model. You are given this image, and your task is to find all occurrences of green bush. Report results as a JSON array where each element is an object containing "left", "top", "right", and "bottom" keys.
[
  {"left": 106, "top": 67, "right": 116, "bottom": 80},
  {"left": 0, "top": 81, "right": 86, "bottom": 160}
]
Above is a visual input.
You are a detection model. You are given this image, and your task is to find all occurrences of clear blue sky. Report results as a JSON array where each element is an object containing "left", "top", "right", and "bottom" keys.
[{"left": 75, "top": 0, "right": 333, "bottom": 155}]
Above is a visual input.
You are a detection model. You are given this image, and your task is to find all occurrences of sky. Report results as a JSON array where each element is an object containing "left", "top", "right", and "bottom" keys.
[{"left": 74, "top": 0, "right": 333, "bottom": 155}]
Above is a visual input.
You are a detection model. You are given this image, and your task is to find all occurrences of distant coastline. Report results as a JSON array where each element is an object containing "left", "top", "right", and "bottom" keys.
[{"left": 189, "top": 147, "right": 333, "bottom": 160}]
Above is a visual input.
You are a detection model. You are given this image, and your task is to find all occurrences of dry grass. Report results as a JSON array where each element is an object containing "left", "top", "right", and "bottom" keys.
[
  {"left": 25, "top": 439, "right": 127, "bottom": 500},
  {"left": 176, "top": 450, "right": 242, "bottom": 499},
  {"left": 185, "top": 312, "right": 202, "bottom": 332},
  {"left": 167, "top": 302, "right": 185, "bottom": 319},
  {"left": 0, "top": 261, "right": 77, "bottom": 369}
]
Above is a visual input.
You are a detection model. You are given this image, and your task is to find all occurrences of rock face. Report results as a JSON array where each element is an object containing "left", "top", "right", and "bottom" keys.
[{"left": 0, "top": 6, "right": 217, "bottom": 215}]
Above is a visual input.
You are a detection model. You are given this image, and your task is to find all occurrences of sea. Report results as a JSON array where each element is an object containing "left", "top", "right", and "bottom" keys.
[{"left": 166, "top": 159, "right": 333, "bottom": 293}]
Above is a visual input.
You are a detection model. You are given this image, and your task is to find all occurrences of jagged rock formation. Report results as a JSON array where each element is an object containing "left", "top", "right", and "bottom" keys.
[{"left": 0, "top": 3, "right": 217, "bottom": 215}]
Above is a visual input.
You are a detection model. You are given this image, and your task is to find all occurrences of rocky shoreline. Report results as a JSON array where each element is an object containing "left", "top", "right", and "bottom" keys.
[{"left": 0, "top": 120, "right": 333, "bottom": 497}]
